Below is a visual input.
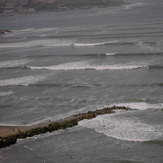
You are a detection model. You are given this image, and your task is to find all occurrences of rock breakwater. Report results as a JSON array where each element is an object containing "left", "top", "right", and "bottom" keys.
[{"left": 0, "top": 106, "right": 129, "bottom": 148}]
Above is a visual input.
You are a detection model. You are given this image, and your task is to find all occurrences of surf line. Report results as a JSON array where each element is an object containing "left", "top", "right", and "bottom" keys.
[{"left": 0, "top": 106, "right": 130, "bottom": 148}]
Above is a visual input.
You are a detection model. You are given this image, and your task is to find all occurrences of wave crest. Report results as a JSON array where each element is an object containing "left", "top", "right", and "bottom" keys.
[{"left": 28, "top": 60, "right": 144, "bottom": 71}]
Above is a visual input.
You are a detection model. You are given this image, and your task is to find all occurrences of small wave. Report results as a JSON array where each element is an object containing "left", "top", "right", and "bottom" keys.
[
  {"left": 0, "top": 75, "right": 46, "bottom": 87},
  {"left": 0, "top": 40, "right": 119, "bottom": 49},
  {"left": 0, "top": 39, "right": 73, "bottom": 48},
  {"left": 105, "top": 53, "right": 116, "bottom": 56},
  {"left": 4, "top": 28, "right": 35, "bottom": 37},
  {"left": 135, "top": 42, "right": 159, "bottom": 52},
  {"left": 30, "top": 83, "right": 101, "bottom": 88},
  {"left": 28, "top": 61, "right": 143, "bottom": 71},
  {"left": 0, "top": 59, "right": 31, "bottom": 69},
  {"left": 79, "top": 115, "right": 162, "bottom": 142},
  {"left": 0, "top": 91, "right": 14, "bottom": 96},
  {"left": 114, "top": 102, "right": 163, "bottom": 110},
  {"left": 73, "top": 41, "right": 118, "bottom": 47}
]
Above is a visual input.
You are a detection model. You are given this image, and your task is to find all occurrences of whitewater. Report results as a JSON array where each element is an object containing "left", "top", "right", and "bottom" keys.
[{"left": 0, "top": 0, "right": 163, "bottom": 162}]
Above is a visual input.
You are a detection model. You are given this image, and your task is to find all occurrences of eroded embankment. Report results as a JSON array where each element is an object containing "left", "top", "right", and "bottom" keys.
[{"left": 0, "top": 106, "right": 129, "bottom": 148}]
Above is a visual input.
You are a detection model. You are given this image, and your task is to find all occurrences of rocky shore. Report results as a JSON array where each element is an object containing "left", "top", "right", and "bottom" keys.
[{"left": 0, "top": 106, "right": 130, "bottom": 149}]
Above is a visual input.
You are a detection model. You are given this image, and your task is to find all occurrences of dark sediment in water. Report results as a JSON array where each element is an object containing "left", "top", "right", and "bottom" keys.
[
  {"left": 0, "top": 30, "right": 11, "bottom": 34},
  {"left": 0, "top": 106, "right": 129, "bottom": 148}
]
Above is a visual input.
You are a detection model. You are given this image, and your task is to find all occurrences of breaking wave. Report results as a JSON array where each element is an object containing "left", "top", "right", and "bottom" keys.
[
  {"left": 79, "top": 102, "right": 163, "bottom": 142},
  {"left": 0, "top": 40, "right": 118, "bottom": 48},
  {"left": 79, "top": 115, "right": 162, "bottom": 142},
  {"left": 28, "top": 61, "right": 144, "bottom": 71},
  {"left": 0, "top": 39, "right": 161, "bottom": 49},
  {"left": 114, "top": 102, "right": 163, "bottom": 110},
  {"left": 73, "top": 41, "right": 118, "bottom": 47}
]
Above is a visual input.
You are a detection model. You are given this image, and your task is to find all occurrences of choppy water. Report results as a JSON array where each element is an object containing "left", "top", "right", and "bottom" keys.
[{"left": 0, "top": 0, "right": 163, "bottom": 162}]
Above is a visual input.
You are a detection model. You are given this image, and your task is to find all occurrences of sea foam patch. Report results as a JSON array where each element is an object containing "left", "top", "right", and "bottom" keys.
[
  {"left": 115, "top": 102, "right": 163, "bottom": 110},
  {"left": 73, "top": 41, "right": 118, "bottom": 47},
  {"left": 78, "top": 114, "right": 162, "bottom": 142}
]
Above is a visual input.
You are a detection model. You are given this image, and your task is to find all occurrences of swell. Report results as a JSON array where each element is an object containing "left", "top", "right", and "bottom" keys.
[
  {"left": 27, "top": 31, "right": 163, "bottom": 39},
  {"left": 147, "top": 65, "right": 163, "bottom": 69},
  {"left": 0, "top": 66, "right": 29, "bottom": 70},
  {"left": 0, "top": 39, "right": 162, "bottom": 48},
  {"left": 146, "top": 140, "right": 163, "bottom": 145},
  {"left": 30, "top": 83, "right": 163, "bottom": 88},
  {"left": 28, "top": 52, "right": 163, "bottom": 58},
  {"left": 1, "top": 82, "right": 162, "bottom": 88}
]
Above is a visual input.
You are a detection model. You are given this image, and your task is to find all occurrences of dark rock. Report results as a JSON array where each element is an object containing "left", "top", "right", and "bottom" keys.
[
  {"left": 0, "top": 106, "right": 130, "bottom": 149},
  {"left": 0, "top": 30, "right": 11, "bottom": 34}
]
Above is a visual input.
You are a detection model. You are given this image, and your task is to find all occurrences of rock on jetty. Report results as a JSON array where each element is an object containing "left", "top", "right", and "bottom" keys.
[{"left": 0, "top": 106, "right": 130, "bottom": 148}]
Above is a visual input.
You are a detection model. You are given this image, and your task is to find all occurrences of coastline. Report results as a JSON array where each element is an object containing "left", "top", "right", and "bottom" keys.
[{"left": 0, "top": 106, "right": 130, "bottom": 149}]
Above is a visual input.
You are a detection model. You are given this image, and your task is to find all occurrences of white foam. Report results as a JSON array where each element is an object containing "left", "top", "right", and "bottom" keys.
[
  {"left": 36, "top": 27, "right": 58, "bottom": 32},
  {"left": 0, "top": 75, "right": 46, "bottom": 87},
  {"left": 136, "top": 42, "right": 159, "bottom": 52},
  {"left": 0, "top": 59, "right": 30, "bottom": 68},
  {"left": 79, "top": 114, "right": 162, "bottom": 142},
  {"left": 73, "top": 41, "right": 118, "bottom": 47},
  {"left": 0, "top": 91, "right": 14, "bottom": 96},
  {"left": 115, "top": 102, "right": 163, "bottom": 110},
  {"left": 29, "top": 61, "right": 143, "bottom": 71},
  {"left": 105, "top": 53, "right": 116, "bottom": 56}
]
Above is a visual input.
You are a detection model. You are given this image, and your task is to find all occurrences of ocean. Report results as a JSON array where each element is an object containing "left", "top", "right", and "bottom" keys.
[{"left": 0, "top": 0, "right": 163, "bottom": 162}]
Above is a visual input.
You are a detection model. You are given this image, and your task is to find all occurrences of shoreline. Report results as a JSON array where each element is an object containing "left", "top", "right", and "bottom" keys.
[{"left": 0, "top": 106, "right": 130, "bottom": 149}]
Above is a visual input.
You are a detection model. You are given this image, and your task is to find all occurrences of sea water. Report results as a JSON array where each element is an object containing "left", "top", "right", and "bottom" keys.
[{"left": 0, "top": 0, "right": 163, "bottom": 162}]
